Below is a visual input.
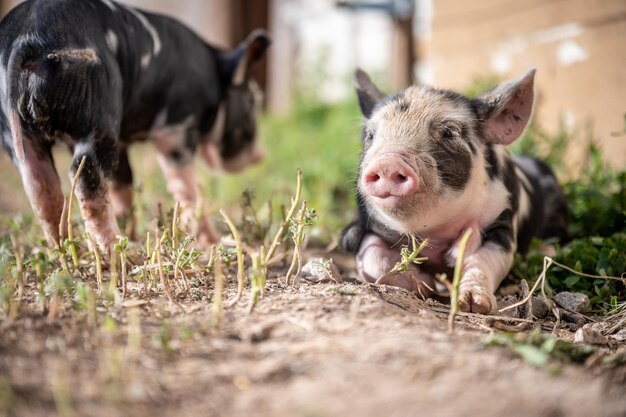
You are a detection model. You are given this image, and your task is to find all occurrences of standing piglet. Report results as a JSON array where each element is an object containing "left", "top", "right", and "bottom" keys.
[
  {"left": 342, "top": 69, "right": 567, "bottom": 314},
  {"left": 0, "top": 0, "right": 270, "bottom": 253}
]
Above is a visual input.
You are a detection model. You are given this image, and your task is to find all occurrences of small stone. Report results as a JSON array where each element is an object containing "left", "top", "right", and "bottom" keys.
[
  {"left": 609, "top": 329, "right": 626, "bottom": 343},
  {"left": 530, "top": 296, "right": 550, "bottom": 319},
  {"left": 554, "top": 291, "right": 590, "bottom": 314},
  {"left": 574, "top": 324, "right": 608, "bottom": 345},
  {"left": 301, "top": 257, "right": 342, "bottom": 283}
]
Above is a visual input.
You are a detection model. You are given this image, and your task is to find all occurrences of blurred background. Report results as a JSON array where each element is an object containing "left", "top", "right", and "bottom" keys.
[{"left": 0, "top": 0, "right": 624, "bottom": 237}]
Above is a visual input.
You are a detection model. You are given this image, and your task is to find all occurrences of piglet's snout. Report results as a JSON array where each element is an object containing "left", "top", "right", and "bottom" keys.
[{"left": 361, "top": 154, "right": 419, "bottom": 199}]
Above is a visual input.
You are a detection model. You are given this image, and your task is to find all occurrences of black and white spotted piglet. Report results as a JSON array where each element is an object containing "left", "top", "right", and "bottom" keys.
[
  {"left": 0, "top": 0, "right": 270, "bottom": 254},
  {"left": 341, "top": 69, "right": 567, "bottom": 314}
]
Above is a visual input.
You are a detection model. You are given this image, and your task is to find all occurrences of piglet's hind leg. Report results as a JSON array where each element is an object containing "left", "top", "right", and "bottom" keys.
[{"left": 17, "top": 140, "right": 66, "bottom": 245}]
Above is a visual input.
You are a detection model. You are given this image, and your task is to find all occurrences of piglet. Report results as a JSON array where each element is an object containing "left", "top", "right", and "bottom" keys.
[
  {"left": 342, "top": 69, "right": 567, "bottom": 314},
  {"left": 0, "top": 0, "right": 270, "bottom": 254}
]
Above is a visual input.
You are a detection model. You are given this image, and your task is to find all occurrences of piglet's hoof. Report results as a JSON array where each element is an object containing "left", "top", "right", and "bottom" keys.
[
  {"left": 376, "top": 270, "right": 434, "bottom": 300},
  {"left": 458, "top": 273, "right": 497, "bottom": 314}
]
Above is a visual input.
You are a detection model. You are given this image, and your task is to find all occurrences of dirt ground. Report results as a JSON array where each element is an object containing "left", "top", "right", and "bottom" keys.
[{"left": 1, "top": 247, "right": 625, "bottom": 417}]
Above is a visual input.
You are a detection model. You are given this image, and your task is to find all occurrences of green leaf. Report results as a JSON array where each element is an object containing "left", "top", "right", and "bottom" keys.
[
  {"left": 514, "top": 344, "right": 549, "bottom": 368},
  {"left": 563, "top": 275, "right": 580, "bottom": 287}
]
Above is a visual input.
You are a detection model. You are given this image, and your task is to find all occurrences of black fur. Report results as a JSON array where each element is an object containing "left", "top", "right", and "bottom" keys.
[
  {"left": 481, "top": 209, "right": 515, "bottom": 252},
  {"left": 0, "top": 0, "right": 269, "bottom": 181},
  {"left": 484, "top": 144, "right": 500, "bottom": 179}
]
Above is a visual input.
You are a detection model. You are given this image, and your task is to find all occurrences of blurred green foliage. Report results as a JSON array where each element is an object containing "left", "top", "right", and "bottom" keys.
[
  {"left": 510, "top": 134, "right": 625, "bottom": 312},
  {"left": 211, "top": 97, "right": 362, "bottom": 237}
]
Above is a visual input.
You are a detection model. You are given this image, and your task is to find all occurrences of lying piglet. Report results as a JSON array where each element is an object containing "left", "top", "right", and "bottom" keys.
[{"left": 342, "top": 69, "right": 568, "bottom": 314}]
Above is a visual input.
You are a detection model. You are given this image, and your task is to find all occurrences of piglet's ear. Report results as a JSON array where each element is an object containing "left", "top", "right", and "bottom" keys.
[
  {"left": 222, "top": 29, "right": 271, "bottom": 86},
  {"left": 354, "top": 69, "right": 386, "bottom": 119},
  {"left": 475, "top": 69, "right": 536, "bottom": 145}
]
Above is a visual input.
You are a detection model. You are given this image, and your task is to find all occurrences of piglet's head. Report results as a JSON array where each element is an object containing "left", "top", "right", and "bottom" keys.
[
  {"left": 354, "top": 68, "right": 535, "bottom": 231},
  {"left": 203, "top": 30, "right": 270, "bottom": 173}
]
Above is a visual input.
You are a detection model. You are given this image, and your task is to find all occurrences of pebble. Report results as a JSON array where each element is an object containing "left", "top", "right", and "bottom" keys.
[
  {"left": 609, "top": 329, "right": 626, "bottom": 343},
  {"left": 301, "top": 257, "right": 342, "bottom": 283},
  {"left": 530, "top": 296, "right": 550, "bottom": 319},
  {"left": 574, "top": 324, "right": 608, "bottom": 345},
  {"left": 554, "top": 291, "right": 590, "bottom": 313}
]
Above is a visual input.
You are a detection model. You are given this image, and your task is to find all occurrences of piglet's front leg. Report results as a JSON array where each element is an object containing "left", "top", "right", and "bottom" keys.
[
  {"left": 156, "top": 154, "right": 219, "bottom": 245},
  {"left": 71, "top": 141, "right": 122, "bottom": 254},
  {"left": 357, "top": 233, "right": 436, "bottom": 299},
  {"left": 445, "top": 214, "right": 516, "bottom": 314},
  {"left": 457, "top": 245, "right": 513, "bottom": 314}
]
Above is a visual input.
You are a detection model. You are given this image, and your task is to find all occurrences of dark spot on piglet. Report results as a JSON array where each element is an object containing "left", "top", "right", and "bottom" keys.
[{"left": 169, "top": 149, "right": 183, "bottom": 162}]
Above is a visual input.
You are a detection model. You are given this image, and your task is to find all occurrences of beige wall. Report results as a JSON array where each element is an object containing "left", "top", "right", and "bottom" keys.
[{"left": 424, "top": 0, "right": 626, "bottom": 167}]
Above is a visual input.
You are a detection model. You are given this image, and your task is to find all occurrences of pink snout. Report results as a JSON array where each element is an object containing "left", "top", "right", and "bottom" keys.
[{"left": 361, "top": 154, "right": 419, "bottom": 200}]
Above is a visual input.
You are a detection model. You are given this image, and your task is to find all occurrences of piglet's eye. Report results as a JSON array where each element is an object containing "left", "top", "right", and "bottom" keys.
[
  {"left": 441, "top": 126, "right": 458, "bottom": 140},
  {"left": 364, "top": 132, "right": 374, "bottom": 142}
]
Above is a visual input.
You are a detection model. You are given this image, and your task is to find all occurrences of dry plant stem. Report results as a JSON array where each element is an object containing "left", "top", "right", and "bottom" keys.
[
  {"left": 56, "top": 198, "right": 71, "bottom": 276},
  {"left": 448, "top": 228, "right": 473, "bottom": 333},
  {"left": 68, "top": 155, "right": 87, "bottom": 269},
  {"left": 498, "top": 260, "right": 547, "bottom": 314},
  {"left": 285, "top": 201, "right": 308, "bottom": 285},
  {"left": 206, "top": 245, "right": 215, "bottom": 272},
  {"left": 87, "top": 234, "right": 103, "bottom": 293},
  {"left": 220, "top": 210, "right": 245, "bottom": 304},
  {"left": 212, "top": 246, "right": 224, "bottom": 329},
  {"left": 119, "top": 240, "right": 127, "bottom": 300},
  {"left": 608, "top": 313, "right": 625, "bottom": 334},
  {"left": 87, "top": 286, "right": 97, "bottom": 328},
  {"left": 172, "top": 201, "right": 180, "bottom": 250},
  {"left": 8, "top": 234, "right": 24, "bottom": 324},
  {"left": 548, "top": 258, "right": 625, "bottom": 282},
  {"left": 428, "top": 306, "right": 535, "bottom": 323},
  {"left": 58, "top": 197, "right": 67, "bottom": 247},
  {"left": 156, "top": 230, "right": 183, "bottom": 311},
  {"left": 248, "top": 247, "right": 267, "bottom": 313},
  {"left": 265, "top": 169, "right": 302, "bottom": 266},
  {"left": 144, "top": 232, "right": 152, "bottom": 298},
  {"left": 109, "top": 246, "right": 119, "bottom": 302},
  {"left": 173, "top": 248, "right": 189, "bottom": 291}
]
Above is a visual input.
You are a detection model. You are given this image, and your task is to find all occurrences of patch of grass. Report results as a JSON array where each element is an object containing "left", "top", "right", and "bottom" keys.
[
  {"left": 483, "top": 331, "right": 597, "bottom": 369},
  {"left": 510, "top": 133, "right": 625, "bottom": 312},
  {"left": 210, "top": 96, "right": 362, "bottom": 239}
]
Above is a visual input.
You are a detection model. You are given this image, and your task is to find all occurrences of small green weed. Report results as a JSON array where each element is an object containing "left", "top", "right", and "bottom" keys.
[{"left": 483, "top": 331, "right": 597, "bottom": 369}]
